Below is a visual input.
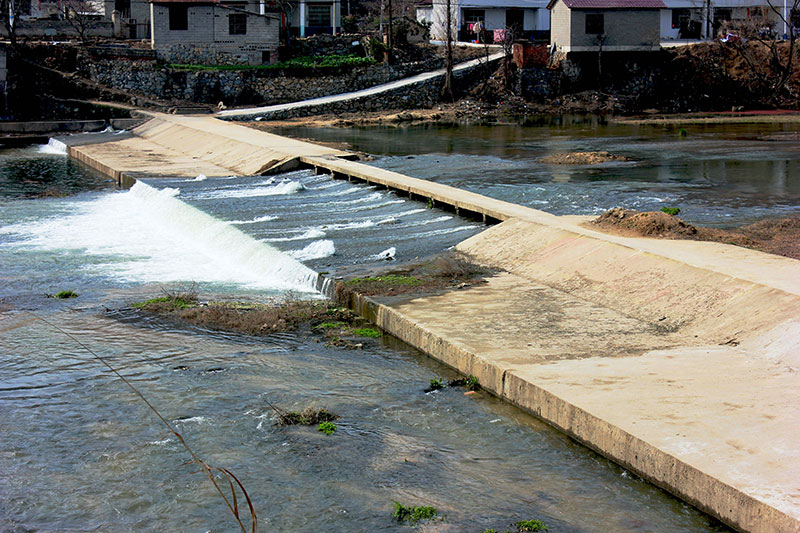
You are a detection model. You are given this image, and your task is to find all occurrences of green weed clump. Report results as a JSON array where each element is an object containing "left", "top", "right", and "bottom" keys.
[
  {"left": 428, "top": 377, "right": 444, "bottom": 391},
  {"left": 318, "top": 421, "right": 337, "bottom": 435},
  {"left": 392, "top": 502, "right": 438, "bottom": 524},
  {"left": 169, "top": 54, "right": 374, "bottom": 72},
  {"left": 53, "top": 290, "right": 78, "bottom": 299},
  {"left": 346, "top": 275, "right": 422, "bottom": 286},
  {"left": 352, "top": 327, "right": 381, "bottom": 338},
  {"left": 516, "top": 519, "right": 548, "bottom": 531},
  {"left": 313, "top": 321, "right": 348, "bottom": 330},
  {"left": 660, "top": 207, "right": 681, "bottom": 216},
  {"left": 274, "top": 405, "right": 338, "bottom": 426},
  {"left": 132, "top": 294, "right": 196, "bottom": 310},
  {"left": 450, "top": 375, "right": 480, "bottom": 391}
]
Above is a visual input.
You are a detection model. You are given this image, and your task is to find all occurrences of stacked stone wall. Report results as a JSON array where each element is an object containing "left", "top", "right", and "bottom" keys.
[
  {"left": 79, "top": 56, "right": 444, "bottom": 106},
  {"left": 222, "top": 56, "right": 502, "bottom": 120}
]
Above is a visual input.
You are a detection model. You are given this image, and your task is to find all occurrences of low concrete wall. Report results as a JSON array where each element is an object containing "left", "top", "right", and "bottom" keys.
[{"left": 0, "top": 118, "right": 143, "bottom": 134}]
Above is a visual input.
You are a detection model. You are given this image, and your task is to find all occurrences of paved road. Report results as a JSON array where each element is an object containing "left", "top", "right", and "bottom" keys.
[{"left": 217, "top": 52, "right": 505, "bottom": 119}]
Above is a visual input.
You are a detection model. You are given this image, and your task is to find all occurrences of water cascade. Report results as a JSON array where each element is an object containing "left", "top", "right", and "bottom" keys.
[
  {"left": 3, "top": 181, "right": 321, "bottom": 293},
  {"left": 37, "top": 138, "right": 68, "bottom": 155}
]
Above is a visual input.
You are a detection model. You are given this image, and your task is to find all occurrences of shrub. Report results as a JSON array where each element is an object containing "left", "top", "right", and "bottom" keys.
[{"left": 660, "top": 207, "right": 681, "bottom": 216}]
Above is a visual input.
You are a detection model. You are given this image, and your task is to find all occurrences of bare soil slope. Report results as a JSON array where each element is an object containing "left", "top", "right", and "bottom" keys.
[{"left": 589, "top": 208, "right": 800, "bottom": 260}]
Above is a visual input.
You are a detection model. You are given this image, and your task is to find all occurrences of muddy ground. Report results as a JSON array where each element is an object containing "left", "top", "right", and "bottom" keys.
[{"left": 588, "top": 208, "right": 800, "bottom": 260}]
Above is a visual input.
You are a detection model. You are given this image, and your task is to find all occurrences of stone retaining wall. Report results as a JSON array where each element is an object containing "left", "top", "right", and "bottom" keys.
[
  {"left": 79, "top": 57, "right": 444, "bottom": 106},
  {"left": 225, "top": 56, "right": 503, "bottom": 120}
]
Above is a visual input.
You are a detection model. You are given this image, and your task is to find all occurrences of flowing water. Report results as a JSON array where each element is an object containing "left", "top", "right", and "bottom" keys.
[
  {"left": 272, "top": 117, "right": 800, "bottom": 227},
  {"left": 0, "top": 138, "right": 738, "bottom": 532}
]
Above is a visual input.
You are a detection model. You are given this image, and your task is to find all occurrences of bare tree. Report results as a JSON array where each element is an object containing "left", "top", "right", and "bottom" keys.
[
  {"left": 722, "top": 0, "right": 799, "bottom": 101},
  {"left": 1, "top": 0, "right": 30, "bottom": 48},
  {"left": 62, "top": 0, "right": 101, "bottom": 45}
]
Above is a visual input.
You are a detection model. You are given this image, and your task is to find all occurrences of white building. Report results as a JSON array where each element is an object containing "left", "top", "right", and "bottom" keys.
[
  {"left": 150, "top": 0, "right": 280, "bottom": 64},
  {"left": 422, "top": 0, "right": 551, "bottom": 42},
  {"left": 287, "top": 0, "right": 341, "bottom": 37},
  {"left": 660, "top": 0, "right": 780, "bottom": 39}
]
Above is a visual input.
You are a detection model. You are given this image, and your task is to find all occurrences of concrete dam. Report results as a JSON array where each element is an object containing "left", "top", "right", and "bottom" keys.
[{"left": 63, "top": 112, "right": 800, "bottom": 533}]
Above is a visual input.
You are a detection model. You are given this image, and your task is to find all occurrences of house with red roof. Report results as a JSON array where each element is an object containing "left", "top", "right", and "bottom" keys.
[{"left": 547, "top": 0, "right": 665, "bottom": 52}]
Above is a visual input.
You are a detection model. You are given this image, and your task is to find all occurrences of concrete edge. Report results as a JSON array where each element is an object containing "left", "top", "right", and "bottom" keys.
[
  {"left": 341, "top": 288, "right": 800, "bottom": 533},
  {"left": 66, "top": 145, "right": 137, "bottom": 187}
]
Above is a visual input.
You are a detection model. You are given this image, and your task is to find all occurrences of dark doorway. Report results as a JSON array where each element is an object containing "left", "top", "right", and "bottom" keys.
[{"left": 506, "top": 9, "right": 523, "bottom": 36}]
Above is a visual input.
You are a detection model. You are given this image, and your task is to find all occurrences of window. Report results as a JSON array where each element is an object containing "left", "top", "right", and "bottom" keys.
[
  {"left": 585, "top": 13, "right": 603, "bottom": 34},
  {"left": 168, "top": 5, "right": 188, "bottom": 30},
  {"left": 307, "top": 4, "right": 330, "bottom": 26},
  {"left": 229, "top": 13, "right": 247, "bottom": 34},
  {"left": 115, "top": 0, "right": 131, "bottom": 18},
  {"left": 671, "top": 8, "right": 689, "bottom": 29},
  {"left": 463, "top": 9, "right": 485, "bottom": 24}
]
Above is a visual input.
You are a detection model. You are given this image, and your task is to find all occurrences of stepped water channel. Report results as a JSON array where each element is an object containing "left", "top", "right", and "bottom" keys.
[{"left": 4, "top": 115, "right": 799, "bottom": 531}]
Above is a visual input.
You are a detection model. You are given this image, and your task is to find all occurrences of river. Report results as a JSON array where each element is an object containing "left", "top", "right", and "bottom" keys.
[{"left": 0, "top": 124, "right": 770, "bottom": 531}]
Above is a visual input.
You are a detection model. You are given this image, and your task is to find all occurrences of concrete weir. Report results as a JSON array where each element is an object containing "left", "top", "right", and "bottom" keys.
[{"left": 65, "top": 113, "right": 800, "bottom": 532}]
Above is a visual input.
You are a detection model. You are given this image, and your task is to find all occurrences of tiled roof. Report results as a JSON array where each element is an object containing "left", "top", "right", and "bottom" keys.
[{"left": 548, "top": 0, "right": 665, "bottom": 8}]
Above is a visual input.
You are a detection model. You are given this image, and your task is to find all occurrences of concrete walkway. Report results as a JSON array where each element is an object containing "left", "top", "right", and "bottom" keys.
[
  {"left": 63, "top": 113, "right": 800, "bottom": 532},
  {"left": 217, "top": 52, "right": 504, "bottom": 120}
]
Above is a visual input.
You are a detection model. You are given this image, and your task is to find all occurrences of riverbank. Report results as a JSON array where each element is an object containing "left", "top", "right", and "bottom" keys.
[{"left": 246, "top": 99, "right": 800, "bottom": 129}]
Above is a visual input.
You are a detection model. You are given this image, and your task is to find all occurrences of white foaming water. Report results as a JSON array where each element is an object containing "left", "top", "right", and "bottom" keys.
[
  {"left": 288, "top": 240, "right": 335, "bottom": 260},
  {"left": 1, "top": 181, "right": 319, "bottom": 293},
  {"left": 192, "top": 174, "right": 208, "bottom": 182},
  {"left": 37, "top": 138, "right": 68, "bottom": 155},
  {"left": 263, "top": 228, "right": 327, "bottom": 242},
  {"left": 228, "top": 214, "right": 278, "bottom": 225},
  {"left": 189, "top": 180, "right": 304, "bottom": 200},
  {"left": 371, "top": 247, "right": 396, "bottom": 261}
]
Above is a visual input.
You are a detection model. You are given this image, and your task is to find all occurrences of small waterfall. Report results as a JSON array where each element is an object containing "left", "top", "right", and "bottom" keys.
[
  {"left": 127, "top": 181, "right": 320, "bottom": 292},
  {"left": 3, "top": 181, "right": 322, "bottom": 294},
  {"left": 38, "top": 138, "right": 68, "bottom": 155}
]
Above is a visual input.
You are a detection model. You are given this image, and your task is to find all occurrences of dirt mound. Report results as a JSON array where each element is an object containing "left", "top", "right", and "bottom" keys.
[
  {"left": 589, "top": 208, "right": 800, "bottom": 260},
  {"left": 592, "top": 207, "right": 697, "bottom": 237},
  {"left": 539, "top": 151, "right": 631, "bottom": 165}
]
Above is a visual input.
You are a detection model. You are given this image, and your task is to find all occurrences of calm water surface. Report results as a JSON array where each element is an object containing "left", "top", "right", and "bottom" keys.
[
  {"left": 273, "top": 117, "right": 800, "bottom": 226},
  {"left": 0, "top": 142, "right": 730, "bottom": 532}
]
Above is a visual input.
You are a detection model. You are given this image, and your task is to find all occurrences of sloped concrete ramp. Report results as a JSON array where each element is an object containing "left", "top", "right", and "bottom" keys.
[
  {"left": 63, "top": 112, "right": 352, "bottom": 182},
  {"left": 348, "top": 217, "right": 800, "bottom": 533}
]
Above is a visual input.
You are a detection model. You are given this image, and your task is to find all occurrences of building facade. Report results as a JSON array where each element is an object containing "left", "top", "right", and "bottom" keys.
[
  {"left": 424, "top": 0, "right": 551, "bottom": 42},
  {"left": 548, "top": 0, "right": 664, "bottom": 52},
  {"left": 150, "top": 0, "right": 280, "bottom": 64}
]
